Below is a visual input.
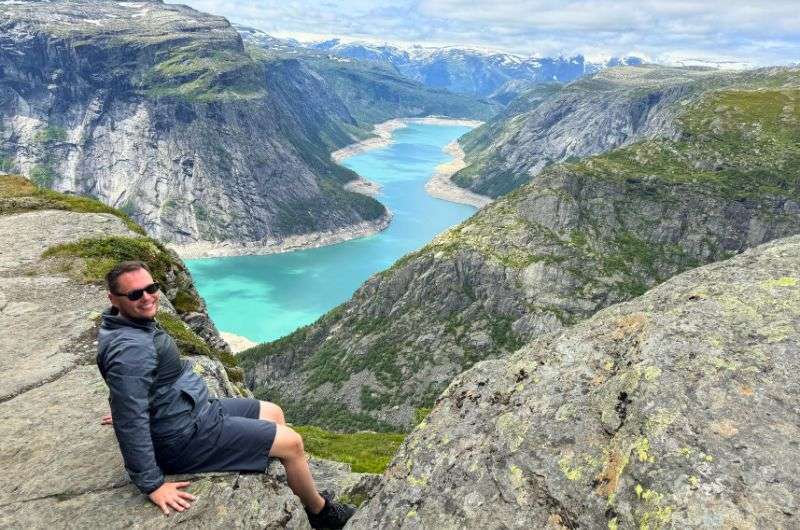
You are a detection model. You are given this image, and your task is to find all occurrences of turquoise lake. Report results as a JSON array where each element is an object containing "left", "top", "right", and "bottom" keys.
[{"left": 186, "top": 123, "right": 476, "bottom": 343}]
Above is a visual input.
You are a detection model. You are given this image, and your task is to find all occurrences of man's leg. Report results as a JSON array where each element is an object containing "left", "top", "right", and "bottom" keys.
[
  {"left": 269, "top": 424, "right": 325, "bottom": 514},
  {"left": 258, "top": 401, "right": 286, "bottom": 425}
]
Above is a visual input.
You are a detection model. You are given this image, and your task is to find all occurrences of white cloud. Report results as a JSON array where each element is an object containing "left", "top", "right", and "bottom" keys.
[{"left": 179, "top": 0, "right": 800, "bottom": 66}]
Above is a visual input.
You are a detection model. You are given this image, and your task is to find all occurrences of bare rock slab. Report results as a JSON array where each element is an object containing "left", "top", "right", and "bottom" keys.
[{"left": 348, "top": 235, "right": 800, "bottom": 529}]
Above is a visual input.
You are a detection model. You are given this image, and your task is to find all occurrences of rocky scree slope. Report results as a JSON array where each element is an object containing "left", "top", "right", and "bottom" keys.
[
  {"left": 452, "top": 65, "right": 796, "bottom": 197},
  {"left": 347, "top": 234, "right": 800, "bottom": 529},
  {"left": 240, "top": 70, "right": 800, "bottom": 432},
  {"left": 0, "top": 0, "right": 444, "bottom": 245},
  {"left": 0, "top": 174, "right": 376, "bottom": 528}
]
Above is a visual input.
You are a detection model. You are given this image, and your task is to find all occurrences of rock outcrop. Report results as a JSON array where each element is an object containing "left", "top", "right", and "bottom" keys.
[
  {"left": 0, "top": 176, "right": 375, "bottom": 527},
  {"left": 347, "top": 234, "right": 800, "bottom": 529},
  {"left": 241, "top": 68, "right": 800, "bottom": 432}
]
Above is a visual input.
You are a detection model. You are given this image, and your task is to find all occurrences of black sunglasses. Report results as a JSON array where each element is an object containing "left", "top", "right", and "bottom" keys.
[{"left": 113, "top": 282, "right": 160, "bottom": 301}]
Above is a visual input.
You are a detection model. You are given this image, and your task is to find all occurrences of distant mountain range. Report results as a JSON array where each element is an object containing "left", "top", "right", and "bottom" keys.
[{"left": 235, "top": 25, "right": 644, "bottom": 100}]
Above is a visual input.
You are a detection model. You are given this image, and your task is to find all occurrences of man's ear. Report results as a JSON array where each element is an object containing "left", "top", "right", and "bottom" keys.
[{"left": 107, "top": 292, "right": 116, "bottom": 306}]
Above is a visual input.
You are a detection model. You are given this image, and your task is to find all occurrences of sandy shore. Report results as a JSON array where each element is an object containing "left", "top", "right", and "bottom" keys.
[
  {"left": 171, "top": 212, "right": 392, "bottom": 259},
  {"left": 425, "top": 141, "right": 493, "bottom": 208},
  {"left": 221, "top": 331, "right": 258, "bottom": 353},
  {"left": 330, "top": 116, "right": 484, "bottom": 163}
]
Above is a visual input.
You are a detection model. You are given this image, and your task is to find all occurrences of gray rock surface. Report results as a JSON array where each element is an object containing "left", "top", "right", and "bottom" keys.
[{"left": 348, "top": 235, "right": 800, "bottom": 529}]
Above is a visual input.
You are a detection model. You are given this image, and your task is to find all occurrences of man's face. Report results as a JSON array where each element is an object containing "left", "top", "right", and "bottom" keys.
[{"left": 108, "top": 268, "right": 160, "bottom": 320}]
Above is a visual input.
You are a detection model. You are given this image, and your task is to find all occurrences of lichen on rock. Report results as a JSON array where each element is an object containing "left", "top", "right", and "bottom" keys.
[{"left": 347, "top": 235, "right": 800, "bottom": 529}]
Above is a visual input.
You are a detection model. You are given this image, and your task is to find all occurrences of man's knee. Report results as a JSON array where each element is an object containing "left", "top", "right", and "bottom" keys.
[
  {"left": 271, "top": 425, "right": 304, "bottom": 460},
  {"left": 260, "top": 401, "right": 286, "bottom": 425}
]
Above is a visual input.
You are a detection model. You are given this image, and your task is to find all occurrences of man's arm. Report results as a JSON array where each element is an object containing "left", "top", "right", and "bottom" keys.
[
  {"left": 104, "top": 337, "right": 165, "bottom": 495},
  {"left": 102, "top": 339, "right": 196, "bottom": 514}
]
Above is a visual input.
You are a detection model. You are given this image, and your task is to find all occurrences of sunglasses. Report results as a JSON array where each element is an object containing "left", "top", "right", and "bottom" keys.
[{"left": 113, "top": 282, "right": 160, "bottom": 301}]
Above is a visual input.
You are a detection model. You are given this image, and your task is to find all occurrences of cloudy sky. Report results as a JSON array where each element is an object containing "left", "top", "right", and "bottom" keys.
[{"left": 181, "top": 0, "right": 800, "bottom": 67}]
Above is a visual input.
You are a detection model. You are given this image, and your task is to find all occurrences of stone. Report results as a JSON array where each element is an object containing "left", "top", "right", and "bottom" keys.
[{"left": 348, "top": 235, "right": 800, "bottom": 529}]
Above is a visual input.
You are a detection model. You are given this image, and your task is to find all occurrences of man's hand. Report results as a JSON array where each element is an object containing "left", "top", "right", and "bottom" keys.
[
  {"left": 148, "top": 482, "right": 196, "bottom": 515},
  {"left": 100, "top": 413, "right": 112, "bottom": 425}
]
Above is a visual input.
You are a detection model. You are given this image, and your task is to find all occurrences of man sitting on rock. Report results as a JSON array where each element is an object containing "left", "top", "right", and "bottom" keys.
[{"left": 96, "top": 260, "right": 354, "bottom": 528}]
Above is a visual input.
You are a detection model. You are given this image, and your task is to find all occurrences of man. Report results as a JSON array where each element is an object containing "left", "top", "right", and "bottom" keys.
[{"left": 96, "top": 260, "right": 354, "bottom": 528}]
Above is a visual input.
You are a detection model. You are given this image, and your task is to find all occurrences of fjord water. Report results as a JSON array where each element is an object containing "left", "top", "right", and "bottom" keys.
[{"left": 186, "top": 123, "right": 476, "bottom": 343}]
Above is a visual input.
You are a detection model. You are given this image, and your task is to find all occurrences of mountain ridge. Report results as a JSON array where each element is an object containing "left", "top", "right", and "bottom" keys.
[{"left": 241, "top": 66, "right": 800, "bottom": 432}]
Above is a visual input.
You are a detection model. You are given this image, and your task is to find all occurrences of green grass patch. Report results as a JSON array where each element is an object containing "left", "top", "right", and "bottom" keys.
[
  {"left": 294, "top": 425, "right": 405, "bottom": 473},
  {"left": 142, "top": 43, "right": 265, "bottom": 102},
  {"left": 41, "top": 235, "right": 177, "bottom": 285},
  {"left": 0, "top": 174, "right": 144, "bottom": 234},
  {"left": 29, "top": 164, "right": 56, "bottom": 188}
]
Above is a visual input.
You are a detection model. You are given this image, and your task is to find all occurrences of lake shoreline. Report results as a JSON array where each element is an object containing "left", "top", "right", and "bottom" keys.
[
  {"left": 425, "top": 141, "right": 493, "bottom": 208},
  {"left": 173, "top": 116, "right": 483, "bottom": 260},
  {"left": 170, "top": 211, "right": 392, "bottom": 259}
]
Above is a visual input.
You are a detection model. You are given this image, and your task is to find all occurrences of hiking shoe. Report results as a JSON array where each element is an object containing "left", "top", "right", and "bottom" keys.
[{"left": 305, "top": 490, "right": 356, "bottom": 529}]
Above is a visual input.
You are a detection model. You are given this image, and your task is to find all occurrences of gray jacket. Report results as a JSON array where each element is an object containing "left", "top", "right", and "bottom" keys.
[{"left": 96, "top": 308, "right": 210, "bottom": 494}]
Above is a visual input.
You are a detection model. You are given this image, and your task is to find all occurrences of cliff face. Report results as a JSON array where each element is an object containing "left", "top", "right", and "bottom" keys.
[
  {"left": 2, "top": 0, "right": 499, "bottom": 244},
  {"left": 347, "top": 234, "right": 800, "bottom": 529},
  {"left": 452, "top": 65, "right": 791, "bottom": 197},
  {"left": 240, "top": 69, "right": 800, "bottom": 432}
]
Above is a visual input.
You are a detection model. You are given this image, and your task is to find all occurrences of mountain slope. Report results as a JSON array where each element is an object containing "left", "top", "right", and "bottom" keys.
[
  {"left": 453, "top": 65, "right": 800, "bottom": 198},
  {"left": 240, "top": 68, "right": 800, "bottom": 432},
  {"left": 349, "top": 234, "right": 800, "bottom": 529},
  {"left": 307, "top": 37, "right": 643, "bottom": 98}
]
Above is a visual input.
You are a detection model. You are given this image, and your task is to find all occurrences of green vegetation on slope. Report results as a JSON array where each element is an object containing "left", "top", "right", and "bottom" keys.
[
  {"left": 141, "top": 43, "right": 266, "bottom": 102},
  {"left": 294, "top": 426, "right": 405, "bottom": 474}
]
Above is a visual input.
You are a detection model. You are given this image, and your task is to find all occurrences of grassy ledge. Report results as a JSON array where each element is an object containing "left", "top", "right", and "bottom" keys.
[
  {"left": 295, "top": 425, "right": 405, "bottom": 474},
  {"left": 0, "top": 174, "right": 145, "bottom": 234}
]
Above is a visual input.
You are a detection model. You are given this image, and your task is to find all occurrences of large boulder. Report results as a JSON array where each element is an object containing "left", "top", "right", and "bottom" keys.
[{"left": 348, "top": 235, "right": 800, "bottom": 529}]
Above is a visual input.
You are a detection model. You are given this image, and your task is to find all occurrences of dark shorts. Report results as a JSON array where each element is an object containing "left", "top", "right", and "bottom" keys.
[{"left": 157, "top": 398, "right": 277, "bottom": 475}]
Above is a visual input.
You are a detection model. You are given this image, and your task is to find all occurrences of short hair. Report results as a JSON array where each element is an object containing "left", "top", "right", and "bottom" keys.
[{"left": 106, "top": 261, "right": 152, "bottom": 294}]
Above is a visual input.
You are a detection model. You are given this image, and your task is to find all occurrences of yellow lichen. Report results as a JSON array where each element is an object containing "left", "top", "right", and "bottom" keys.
[
  {"left": 559, "top": 456, "right": 583, "bottom": 481},
  {"left": 407, "top": 474, "right": 428, "bottom": 487},
  {"left": 645, "top": 409, "right": 679, "bottom": 436},
  {"left": 636, "top": 487, "right": 673, "bottom": 530},
  {"left": 608, "top": 517, "right": 619, "bottom": 530},
  {"left": 688, "top": 475, "right": 700, "bottom": 488},
  {"left": 643, "top": 366, "right": 662, "bottom": 381},
  {"left": 192, "top": 362, "right": 206, "bottom": 375},
  {"left": 761, "top": 277, "right": 798, "bottom": 288},
  {"left": 634, "top": 437, "right": 654, "bottom": 463},
  {"left": 496, "top": 413, "right": 528, "bottom": 451}
]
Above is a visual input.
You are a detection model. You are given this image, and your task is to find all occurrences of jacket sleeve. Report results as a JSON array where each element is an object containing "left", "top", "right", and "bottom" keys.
[{"left": 104, "top": 336, "right": 165, "bottom": 495}]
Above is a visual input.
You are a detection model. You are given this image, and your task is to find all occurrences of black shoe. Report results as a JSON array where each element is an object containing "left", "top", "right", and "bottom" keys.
[{"left": 305, "top": 490, "right": 356, "bottom": 529}]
